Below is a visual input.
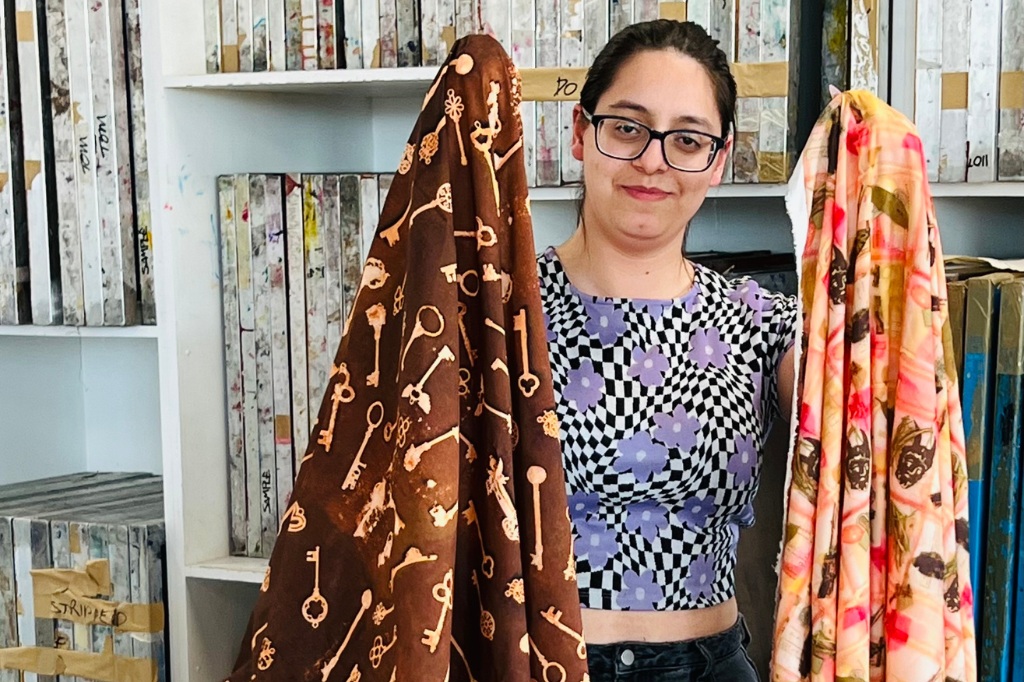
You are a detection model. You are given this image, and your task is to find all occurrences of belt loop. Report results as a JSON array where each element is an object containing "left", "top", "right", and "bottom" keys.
[{"left": 694, "top": 640, "right": 716, "bottom": 681}]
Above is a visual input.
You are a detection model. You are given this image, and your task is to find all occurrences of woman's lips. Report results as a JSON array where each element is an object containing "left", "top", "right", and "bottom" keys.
[{"left": 621, "top": 185, "right": 671, "bottom": 201}]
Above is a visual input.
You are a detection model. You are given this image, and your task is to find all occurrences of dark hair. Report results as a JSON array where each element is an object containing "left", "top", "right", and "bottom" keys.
[{"left": 580, "top": 20, "right": 737, "bottom": 138}]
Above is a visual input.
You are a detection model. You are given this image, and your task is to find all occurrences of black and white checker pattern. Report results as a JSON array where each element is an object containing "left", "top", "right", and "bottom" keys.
[{"left": 538, "top": 247, "right": 798, "bottom": 611}]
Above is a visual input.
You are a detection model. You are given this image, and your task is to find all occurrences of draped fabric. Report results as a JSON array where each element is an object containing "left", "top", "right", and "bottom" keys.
[
  {"left": 771, "top": 90, "right": 976, "bottom": 682},
  {"left": 227, "top": 35, "right": 589, "bottom": 682}
]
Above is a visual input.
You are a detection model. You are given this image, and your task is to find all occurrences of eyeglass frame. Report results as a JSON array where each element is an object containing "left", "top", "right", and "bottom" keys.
[{"left": 580, "top": 108, "right": 728, "bottom": 173}]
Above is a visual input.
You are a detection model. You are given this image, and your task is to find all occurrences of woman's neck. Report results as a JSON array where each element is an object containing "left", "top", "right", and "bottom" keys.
[{"left": 556, "top": 226, "right": 693, "bottom": 300}]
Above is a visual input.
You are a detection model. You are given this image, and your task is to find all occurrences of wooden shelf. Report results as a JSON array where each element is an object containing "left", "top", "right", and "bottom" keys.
[
  {"left": 185, "top": 556, "right": 268, "bottom": 584},
  {"left": 0, "top": 324, "right": 160, "bottom": 338},
  {"left": 930, "top": 182, "right": 1024, "bottom": 197},
  {"left": 164, "top": 67, "right": 437, "bottom": 97}
]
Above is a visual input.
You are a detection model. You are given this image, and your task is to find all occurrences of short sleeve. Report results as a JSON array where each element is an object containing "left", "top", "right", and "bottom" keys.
[{"left": 760, "top": 289, "right": 798, "bottom": 422}]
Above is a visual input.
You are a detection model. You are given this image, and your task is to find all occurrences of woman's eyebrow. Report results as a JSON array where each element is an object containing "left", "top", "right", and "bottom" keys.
[{"left": 605, "top": 100, "right": 714, "bottom": 129}]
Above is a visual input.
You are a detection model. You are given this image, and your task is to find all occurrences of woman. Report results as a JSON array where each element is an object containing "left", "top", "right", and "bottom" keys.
[{"left": 538, "top": 20, "right": 798, "bottom": 680}]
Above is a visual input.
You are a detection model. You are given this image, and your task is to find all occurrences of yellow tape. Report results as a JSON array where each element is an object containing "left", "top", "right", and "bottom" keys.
[
  {"left": 732, "top": 62, "right": 789, "bottom": 98},
  {"left": 0, "top": 641, "right": 157, "bottom": 682},
  {"left": 0, "top": 173, "right": 8, "bottom": 193},
  {"left": 757, "top": 151, "right": 789, "bottom": 183},
  {"left": 441, "top": 26, "right": 456, "bottom": 54},
  {"left": 31, "top": 560, "right": 111, "bottom": 598},
  {"left": 24, "top": 160, "right": 41, "bottom": 189},
  {"left": 33, "top": 593, "right": 165, "bottom": 634},
  {"left": 518, "top": 62, "right": 790, "bottom": 101},
  {"left": 221, "top": 44, "right": 240, "bottom": 73},
  {"left": 15, "top": 11, "right": 33, "bottom": 42},
  {"left": 275, "top": 415, "right": 291, "bottom": 441},
  {"left": 941, "top": 72, "right": 968, "bottom": 110},
  {"left": 521, "top": 68, "right": 587, "bottom": 101},
  {"left": 658, "top": 1, "right": 687, "bottom": 20},
  {"left": 1001, "top": 72, "right": 1024, "bottom": 109}
]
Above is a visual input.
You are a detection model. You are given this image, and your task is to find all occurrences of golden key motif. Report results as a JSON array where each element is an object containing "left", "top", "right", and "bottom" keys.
[
  {"left": 360, "top": 258, "right": 390, "bottom": 289},
  {"left": 469, "top": 82, "right": 503, "bottom": 214},
  {"left": 302, "top": 546, "right": 329, "bottom": 628},
  {"left": 393, "top": 275, "right": 406, "bottom": 315},
  {"left": 430, "top": 500, "right": 459, "bottom": 527},
  {"left": 279, "top": 501, "right": 307, "bottom": 533},
  {"left": 355, "top": 478, "right": 405, "bottom": 540},
  {"left": 528, "top": 635, "right": 568, "bottom": 682},
  {"left": 421, "top": 53, "right": 475, "bottom": 109},
  {"left": 486, "top": 455, "right": 520, "bottom": 542},
  {"left": 527, "top": 466, "right": 547, "bottom": 570},
  {"left": 482, "top": 264, "right": 513, "bottom": 302},
  {"left": 422, "top": 568, "right": 454, "bottom": 653},
  {"left": 365, "top": 304, "right": 387, "bottom": 387},
  {"left": 345, "top": 666, "right": 361, "bottom": 682},
  {"left": 458, "top": 367, "right": 472, "bottom": 397},
  {"left": 257, "top": 637, "right": 276, "bottom": 671},
  {"left": 403, "top": 425, "right": 459, "bottom": 471},
  {"left": 261, "top": 566, "right": 271, "bottom": 592},
  {"left": 409, "top": 183, "right": 453, "bottom": 231},
  {"left": 390, "top": 546, "right": 439, "bottom": 589},
  {"left": 401, "top": 345, "right": 456, "bottom": 414},
  {"left": 453, "top": 217, "right": 497, "bottom": 251},
  {"left": 444, "top": 89, "right": 468, "bottom": 165},
  {"left": 318, "top": 364, "right": 356, "bottom": 451},
  {"left": 457, "top": 269, "right": 481, "bottom": 297},
  {"left": 484, "top": 317, "right": 505, "bottom": 336},
  {"left": 514, "top": 310, "right": 541, "bottom": 397},
  {"left": 462, "top": 500, "right": 496, "bottom": 579},
  {"left": 372, "top": 602, "right": 394, "bottom": 626},
  {"left": 475, "top": 375, "right": 513, "bottom": 434},
  {"left": 320, "top": 589, "right": 373, "bottom": 681},
  {"left": 343, "top": 401, "right": 385, "bottom": 491},
  {"left": 368, "top": 625, "right": 398, "bottom": 669},
  {"left": 380, "top": 196, "right": 414, "bottom": 247},
  {"left": 471, "top": 570, "right": 496, "bottom": 640},
  {"left": 400, "top": 305, "right": 445, "bottom": 371},
  {"left": 460, "top": 431, "right": 478, "bottom": 462},
  {"left": 456, "top": 303, "right": 477, "bottom": 365},
  {"left": 541, "top": 607, "right": 587, "bottom": 660},
  {"left": 491, "top": 357, "right": 509, "bottom": 376}
]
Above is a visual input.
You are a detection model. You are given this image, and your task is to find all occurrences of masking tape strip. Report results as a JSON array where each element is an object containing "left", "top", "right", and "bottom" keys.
[
  {"left": 732, "top": 63, "right": 790, "bottom": 98},
  {"left": 1001, "top": 72, "right": 1024, "bottom": 109},
  {"left": 15, "top": 12, "right": 34, "bottom": 42},
  {"left": 519, "top": 62, "right": 790, "bottom": 101},
  {"left": 33, "top": 592, "right": 165, "bottom": 634},
  {"left": 31, "top": 560, "right": 111, "bottom": 598},
  {"left": 658, "top": 2, "right": 687, "bottom": 21},
  {"left": 221, "top": 44, "right": 240, "bottom": 73},
  {"left": 941, "top": 72, "right": 968, "bottom": 110},
  {"left": 757, "top": 151, "right": 790, "bottom": 184},
  {"left": 0, "top": 643, "right": 157, "bottom": 682}
]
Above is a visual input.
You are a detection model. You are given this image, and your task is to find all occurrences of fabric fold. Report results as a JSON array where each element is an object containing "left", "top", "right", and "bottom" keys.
[
  {"left": 772, "top": 90, "right": 976, "bottom": 682},
  {"left": 227, "top": 35, "right": 588, "bottom": 682}
]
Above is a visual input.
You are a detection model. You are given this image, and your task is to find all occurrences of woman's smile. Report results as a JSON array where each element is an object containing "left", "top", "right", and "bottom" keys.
[{"left": 621, "top": 184, "right": 672, "bottom": 201}]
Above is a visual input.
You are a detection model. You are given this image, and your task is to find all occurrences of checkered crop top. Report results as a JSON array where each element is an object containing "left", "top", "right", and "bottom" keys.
[{"left": 538, "top": 247, "right": 798, "bottom": 611}]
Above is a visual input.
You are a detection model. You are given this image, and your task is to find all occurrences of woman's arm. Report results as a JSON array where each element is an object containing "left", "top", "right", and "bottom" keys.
[{"left": 777, "top": 344, "right": 796, "bottom": 422}]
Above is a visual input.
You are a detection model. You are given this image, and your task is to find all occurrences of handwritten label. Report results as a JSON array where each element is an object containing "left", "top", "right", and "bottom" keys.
[
  {"left": 520, "top": 68, "right": 588, "bottom": 102},
  {"left": 261, "top": 470, "right": 273, "bottom": 513},
  {"left": 965, "top": 142, "right": 990, "bottom": 171},
  {"left": 78, "top": 137, "right": 92, "bottom": 173},
  {"left": 48, "top": 595, "right": 128, "bottom": 628},
  {"left": 95, "top": 115, "right": 111, "bottom": 160}
]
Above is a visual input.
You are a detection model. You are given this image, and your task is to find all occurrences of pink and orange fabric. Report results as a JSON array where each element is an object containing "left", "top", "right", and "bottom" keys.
[{"left": 772, "top": 90, "right": 977, "bottom": 682}]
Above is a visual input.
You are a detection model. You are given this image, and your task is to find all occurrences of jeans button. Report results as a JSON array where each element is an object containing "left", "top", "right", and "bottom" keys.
[{"left": 620, "top": 649, "right": 635, "bottom": 666}]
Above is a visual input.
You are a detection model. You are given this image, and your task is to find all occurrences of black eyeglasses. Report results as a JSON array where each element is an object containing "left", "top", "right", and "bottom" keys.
[{"left": 581, "top": 109, "right": 726, "bottom": 173}]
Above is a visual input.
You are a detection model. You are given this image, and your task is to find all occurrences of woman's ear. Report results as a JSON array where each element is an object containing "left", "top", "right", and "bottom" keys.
[
  {"left": 709, "top": 134, "right": 732, "bottom": 186},
  {"left": 571, "top": 104, "right": 588, "bottom": 162}
]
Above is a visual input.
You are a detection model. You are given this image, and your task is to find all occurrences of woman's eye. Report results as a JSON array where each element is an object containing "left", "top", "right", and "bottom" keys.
[
  {"left": 674, "top": 135, "right": 701, "bottom": 150},
  {"left": 615, "top": 123, "right": 641, "bottom": 136}
]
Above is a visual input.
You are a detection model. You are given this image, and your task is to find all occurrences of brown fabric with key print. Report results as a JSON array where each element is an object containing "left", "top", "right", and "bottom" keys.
[{"left": 227, "top": 35, "right": 589, "bottom": 682}]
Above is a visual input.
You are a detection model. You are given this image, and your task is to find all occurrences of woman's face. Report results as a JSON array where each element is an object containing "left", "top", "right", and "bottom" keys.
[{"left": 571, "top": 49, "right": 730, "bottom": 252}]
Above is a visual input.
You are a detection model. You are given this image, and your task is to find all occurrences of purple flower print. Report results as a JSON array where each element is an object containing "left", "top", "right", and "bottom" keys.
[
  {"left": 683, "top": 281, "right": 702, "bottom": 313},
  {"left": 568, "top": 491, "right": 600, "bottom": 522},
  {"left": 728, "top": 503, "right": 755, "bottom": 529},
  {"left": 624, "top": 501, "right": 670, "bottom": 542},
  {"left": 564, "top": 359, "right": 603, "bottom": 412},
  {"left": 729, "top": 279, "right": 773, "bottom": 326},
  {"left": 616, "top": 570, "right": 664, "bottom": 610},
  {"left": 689, "top": 327, "right": 731, "bottom": 370},
  {"left": 677, "top": 494, "right": 716, "bottom": 528},
  {"left": 684, "top": 555, "right": 716, "bottom": 601},
  {"left": 577, "top": 518, "right": 619, "bottom": 570},
  {"left": 751, "top": 370, "right": 764, "bottom": 418},
  {"left": 637, "top": 300, "right": 669, "bottom": 318},
  {"left": 612, "top": 431, "right": 669, "bottom": 483},
  {"left": 584, "top": 300, "right": 627, "bottom": 345},
  {"left": 543, "top": 311, "right": 556, "bottom": 342},
  {"left": 628, "top": 345, "right": 670, "bottom": 387},
  {"left": 727, "top": 434, "right": 758, "bottom": 484},
  {"left": 652, "top": 404, "right": 700, "bottom": 451}
]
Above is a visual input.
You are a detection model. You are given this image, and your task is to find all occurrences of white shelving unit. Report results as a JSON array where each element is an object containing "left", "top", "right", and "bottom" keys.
[{"left": 2, "top": 1, "right": 1021, "bottom": 679}]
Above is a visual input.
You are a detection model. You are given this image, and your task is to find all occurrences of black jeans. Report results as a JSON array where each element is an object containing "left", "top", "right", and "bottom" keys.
[{"left": 585, "top": 615, "right": 759, "bottom": 681}]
